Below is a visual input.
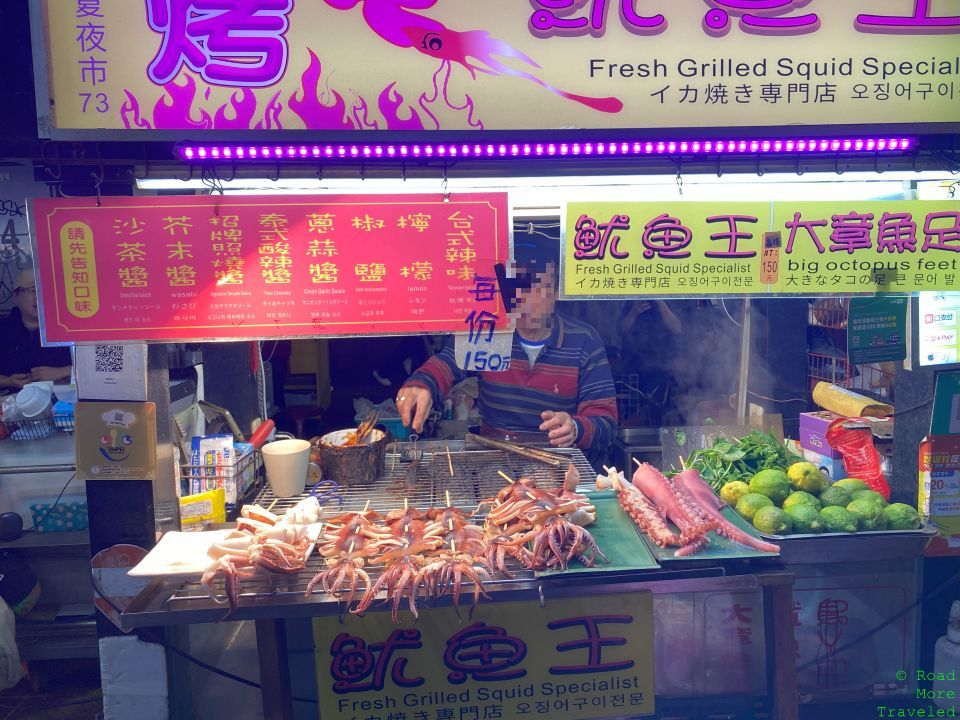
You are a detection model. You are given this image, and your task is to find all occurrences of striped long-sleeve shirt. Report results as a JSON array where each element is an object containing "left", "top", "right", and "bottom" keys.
[{"left": 406, "top": 314, "right": 618, "bottom": 453}]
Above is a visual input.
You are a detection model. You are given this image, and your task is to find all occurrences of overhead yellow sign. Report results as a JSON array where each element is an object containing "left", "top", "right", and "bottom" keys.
[
  {"left": 562, "top": 200, "right": 960, "bottom": 297},
  {"left": 34, "top": 1, "right": 960, "bottom": 134},
  {"left": 312, "top": 592, "right": 654, "bottom": 720}
]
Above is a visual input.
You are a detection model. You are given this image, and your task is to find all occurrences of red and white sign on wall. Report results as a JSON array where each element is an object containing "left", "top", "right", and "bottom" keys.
[{"left": 29, "top": 193, "right": 508, "bottom": 343}]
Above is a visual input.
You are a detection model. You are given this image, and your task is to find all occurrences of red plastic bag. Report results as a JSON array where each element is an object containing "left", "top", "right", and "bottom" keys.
[{"left": 825, "top": 417, "right": 891, "bottom": 500}]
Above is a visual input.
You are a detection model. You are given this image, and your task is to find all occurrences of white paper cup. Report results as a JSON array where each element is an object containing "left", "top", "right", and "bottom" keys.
[{"left": 261, "top": 439, "right": 311, "bottom": 497}]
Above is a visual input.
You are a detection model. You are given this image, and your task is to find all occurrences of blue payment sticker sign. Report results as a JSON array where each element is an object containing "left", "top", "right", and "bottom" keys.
[{"left": 313, "top": 592, "right": 654, "bottom": 719}]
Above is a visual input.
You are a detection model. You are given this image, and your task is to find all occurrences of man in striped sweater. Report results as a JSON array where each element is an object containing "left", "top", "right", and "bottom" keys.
[{"left": 396, "top": 262, "right": 618, "bottom": 463}]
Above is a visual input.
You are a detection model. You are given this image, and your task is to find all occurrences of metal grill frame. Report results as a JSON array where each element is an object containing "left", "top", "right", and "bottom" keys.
[{"left": 151, "top": 444, "right": 599, "bottom": 617}]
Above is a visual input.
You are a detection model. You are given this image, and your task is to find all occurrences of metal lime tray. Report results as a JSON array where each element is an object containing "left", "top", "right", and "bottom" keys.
[
  {"left": 640, "top": 507, "right": 780, "bottom": 563},
  {"left": 534, "top": 490, "right": 661, "bottom": 577},
  {"left": 758, "top": 522, "right": 937, "bottom": 564},
  {"left": 760, "top": 521, "right": 938, "bottom": 542}
]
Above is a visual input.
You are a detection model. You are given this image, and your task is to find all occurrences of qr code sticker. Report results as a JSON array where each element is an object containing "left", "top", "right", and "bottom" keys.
[{"left": 94, "top": 345, "right": 124, "bottom": 373}]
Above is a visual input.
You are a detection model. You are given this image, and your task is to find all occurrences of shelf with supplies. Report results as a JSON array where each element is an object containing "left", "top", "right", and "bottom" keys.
[{"left": 807, "top": 298, "right": 896, "bottom": 401}]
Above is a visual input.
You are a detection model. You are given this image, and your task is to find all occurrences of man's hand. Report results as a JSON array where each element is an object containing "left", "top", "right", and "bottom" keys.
[
  {"left": 30, "top": 366, "right": 69, "bottom": 383},
  {"left": 396, "top": 386, "right": 433, "bottom": 433},
  {"left": 539, "top": 410, "right": 577, "bottom": 447},
  {"left": 0, "top": 373, "right": 29, "bottom": 390}
]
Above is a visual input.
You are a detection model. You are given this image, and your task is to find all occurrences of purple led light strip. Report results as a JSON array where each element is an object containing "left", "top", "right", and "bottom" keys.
[{"left": 178, "top": 137, "right": 915, "bottom": 162}]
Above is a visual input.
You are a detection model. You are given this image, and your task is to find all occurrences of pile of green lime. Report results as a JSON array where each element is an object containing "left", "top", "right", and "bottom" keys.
[{"left": 722, "top": 462, "right": 921, "bottom": 536}]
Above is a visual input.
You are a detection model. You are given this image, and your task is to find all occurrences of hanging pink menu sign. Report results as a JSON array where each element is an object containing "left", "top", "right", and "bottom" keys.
[{"left": 29, "top": 193, "right": 508, "bottom": 343}]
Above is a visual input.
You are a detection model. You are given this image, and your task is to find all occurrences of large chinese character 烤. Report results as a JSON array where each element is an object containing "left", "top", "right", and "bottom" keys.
[
  {"left": 856, "top": 0, "right": 960, "bottom": 33},
  {"left": 703, "top": 0, "right": 820, "bottom": 36},
  {"left": 146, "top": 0, "right": 293, "bottom": 87},
  {"left": 547, "top": 615, "right": 635, "bottom": 675},
  {"left": 443, "top": 622, "right": 527, "bottom": 684},
  {"left": 574, "top": 213, "right": 631, "bottom": 260},
  {"left": 329, "top": 630, "right": 424, "bottom": 694},
  {"left": 640, "top": 214, "right": 691, "bottom": 259}
]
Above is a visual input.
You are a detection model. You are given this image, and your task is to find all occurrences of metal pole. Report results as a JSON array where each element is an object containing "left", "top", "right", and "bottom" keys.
[{"left": 737, "top": 298, "right": 752, "bottom": 422}]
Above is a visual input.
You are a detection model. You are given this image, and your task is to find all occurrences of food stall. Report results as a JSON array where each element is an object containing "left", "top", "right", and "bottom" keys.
[{"left": 21, "top": 0, "right": 960, "bottom": 718}]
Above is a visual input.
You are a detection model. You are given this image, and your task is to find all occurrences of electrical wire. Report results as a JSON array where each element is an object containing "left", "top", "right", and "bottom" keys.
[
  {"left": 890, "top": 398, "right": 932, "bottom": 418},
  {"left": 89, "top": 571, "right": 319, "bottom": 705},
  {"left": 720, "top": 298, "right": 742, "bottom": 328},
  {"left": 22, "top": 472, "right": 76, "bottom": 534},
  {"left": 748, "top": 392, "right": 807, "bottom": 404}
]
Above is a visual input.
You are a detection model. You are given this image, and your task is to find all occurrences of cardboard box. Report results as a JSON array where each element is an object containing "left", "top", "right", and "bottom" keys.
[
  {"left": 920, "top": 435, "right": 960, "bottom": 556},
  {"left": 801, "top": 447, "right": 847, "bottom": 482},
  {"left": 798, "top": 411, "right": 844, "bottom": 458}
]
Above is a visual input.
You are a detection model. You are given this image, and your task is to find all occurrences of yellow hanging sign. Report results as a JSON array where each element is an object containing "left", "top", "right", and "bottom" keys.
[{"left": 562, "top": 200, "right": 960, "bottom": 297}]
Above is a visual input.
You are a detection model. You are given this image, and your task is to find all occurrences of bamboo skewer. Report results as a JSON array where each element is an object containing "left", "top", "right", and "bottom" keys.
[
  {"left": 633, "top": 458, "right": 642, "bottom": 468},
  {"left": 445, "top": 441, "right": 455, "bottom": 477},
  {"left": 267, "top": 498, "right": 279, "bottom": 512},
  {"left": 363, "top": 499, "right": 371, "bottom": 512},
  {"left": 497, "top": 470, "right": 515, "bottom": 484},
  {"left": 445, "top": 490, "right": 452, "bottom": 508}
]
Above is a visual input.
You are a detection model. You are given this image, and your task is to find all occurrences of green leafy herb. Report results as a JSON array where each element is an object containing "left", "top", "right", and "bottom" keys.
[{"left": 677, "top": 430, "right": 802, "bottom": 492}]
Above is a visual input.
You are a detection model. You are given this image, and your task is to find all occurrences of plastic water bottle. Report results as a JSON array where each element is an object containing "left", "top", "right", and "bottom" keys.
[{"left": 933, "top": 600, "right": 960, "bottom": 710}]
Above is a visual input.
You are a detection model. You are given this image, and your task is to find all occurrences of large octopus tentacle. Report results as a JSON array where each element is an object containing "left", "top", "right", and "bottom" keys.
[
  {"left": 617, "top": 485, "right": 682, "bottom": 547},
  {"left": 632, "top": 463, "right": 701, "bottom": 530},
  {"left": 673, "top": 469, "right": 781, "bottom": 554}
]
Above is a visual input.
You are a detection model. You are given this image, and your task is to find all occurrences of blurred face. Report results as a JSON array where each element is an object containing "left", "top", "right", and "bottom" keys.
[
  {"left": 513, "top": 264, "right": 557, "bottom": 335},
  {"left": 14, "top": 270, "right": 38, "bottom": 324}
]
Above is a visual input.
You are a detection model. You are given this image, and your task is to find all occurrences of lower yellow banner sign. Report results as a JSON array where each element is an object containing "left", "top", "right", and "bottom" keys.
[
  {"left": 562, "top": 200, "right": 960, "bottom": 297},
  {"left": 313, "top": 592, "right": 654, "bottom": 720}
]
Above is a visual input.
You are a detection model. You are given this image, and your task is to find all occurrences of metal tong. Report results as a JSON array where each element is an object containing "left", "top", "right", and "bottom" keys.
[
  {"left": 465, "top": 433, "right": 566, "bottom": 467},
  {"left": 355, "top": 409, "right": 380, "bottom": 445}
]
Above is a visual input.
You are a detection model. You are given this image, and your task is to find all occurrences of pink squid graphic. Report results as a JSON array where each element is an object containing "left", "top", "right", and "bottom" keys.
[{"left": 321, "top": 0, "right": 623, "bottom": 113}]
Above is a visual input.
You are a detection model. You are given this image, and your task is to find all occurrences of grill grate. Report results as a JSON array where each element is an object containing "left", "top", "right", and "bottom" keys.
[{"left": 163, "top": 447, "right": 597, "bottom": 611}]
